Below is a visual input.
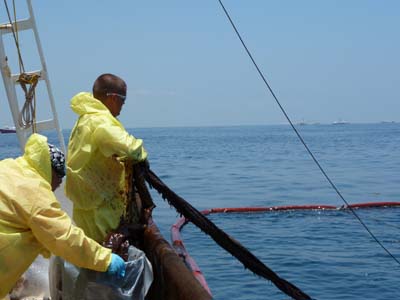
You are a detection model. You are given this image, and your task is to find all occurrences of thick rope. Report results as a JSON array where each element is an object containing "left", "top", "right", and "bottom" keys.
[
  {"left": 17, "top": 73, "right": 40, "bottom": 132},
  {"left": 144, "top": 167, "right": 312, "bottom": 300}
]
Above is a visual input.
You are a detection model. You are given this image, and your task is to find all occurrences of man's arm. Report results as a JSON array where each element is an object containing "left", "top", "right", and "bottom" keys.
[
  {"left": 93, "top": 123, "right": 148, "bottom": 161},
  {"left": 28, "top": 191, "right": 112, "bottom": 272}
]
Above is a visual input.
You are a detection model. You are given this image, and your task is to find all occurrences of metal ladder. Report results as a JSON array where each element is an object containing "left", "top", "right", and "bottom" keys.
[{"left": 0, "top": 0, "right": 65, "bottom": 153}]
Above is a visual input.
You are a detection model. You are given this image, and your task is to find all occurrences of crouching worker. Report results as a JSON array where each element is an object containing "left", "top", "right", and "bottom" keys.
[{"left": 0, "top": 133, "right": 125, "bottom": 299}]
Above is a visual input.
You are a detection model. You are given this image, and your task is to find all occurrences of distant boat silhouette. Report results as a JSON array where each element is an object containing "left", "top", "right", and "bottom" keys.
[
  {"left": 296, "top": 119, "right": 308, "bottom": 126},
  {"left": 332, "top": 119, "right": 349, "bottom": 125},
  {"left": 0, "top": 126, "right": 16, "bottom": 133}
]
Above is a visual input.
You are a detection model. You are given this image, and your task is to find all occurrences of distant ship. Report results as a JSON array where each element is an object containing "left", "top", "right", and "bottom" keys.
[
  {"left": 0, "top": 126, "right": 16, "bottom": 133},
  {"left": 332, "top": 120, "right": 349, "bottom": 125},
  {"left": 296, "top": 120, "right": 307, "bottom": 126}
]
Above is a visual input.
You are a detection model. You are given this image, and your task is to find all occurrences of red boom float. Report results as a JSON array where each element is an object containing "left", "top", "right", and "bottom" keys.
[{"left": 171, "top": 201, "right": 400, "bottom": 293}]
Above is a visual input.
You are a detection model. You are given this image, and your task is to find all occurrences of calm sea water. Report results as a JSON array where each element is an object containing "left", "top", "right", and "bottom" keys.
[{"left": 1, "top": 123, "right": 399, "bottom": 299}]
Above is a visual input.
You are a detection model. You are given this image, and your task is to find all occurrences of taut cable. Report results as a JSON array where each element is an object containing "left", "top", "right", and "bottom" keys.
[{"left": 217, "top": 0, "right": 400, "bottom": 266}]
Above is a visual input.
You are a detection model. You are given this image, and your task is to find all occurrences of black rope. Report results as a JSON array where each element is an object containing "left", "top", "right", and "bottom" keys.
[
  {"left": 217, "top": 0, "right": 400, "bottom": 266},
  {"left": 145, "top": 168, "right": 312, "bottom": 300}
]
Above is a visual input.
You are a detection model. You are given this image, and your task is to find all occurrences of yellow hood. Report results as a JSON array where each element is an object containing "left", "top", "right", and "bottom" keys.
[
  {"left": 70, "top": 92, "right": 109, "bottom": 116},
  {"left": 22, "top": 133, "right": 52, "bottom": 184}
]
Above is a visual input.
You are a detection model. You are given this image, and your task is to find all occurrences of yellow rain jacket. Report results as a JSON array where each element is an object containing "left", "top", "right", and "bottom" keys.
[
  {"left": 65, "top": 92, "right": 147, "bottom": 242},
  {"left": 0, "top": 134, "right": 112, "bottom": 298}
]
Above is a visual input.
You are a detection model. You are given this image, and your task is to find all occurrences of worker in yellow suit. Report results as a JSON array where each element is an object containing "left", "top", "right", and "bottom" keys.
[
  {"left": 0, "top": 134, "right": 126, "bottom": 299},
  {"left": 65, "top": 73, "right": 148, "bottom": 243}
]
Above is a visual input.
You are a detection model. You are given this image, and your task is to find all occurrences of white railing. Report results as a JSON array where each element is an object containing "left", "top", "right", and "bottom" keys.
[{"left": 0, "top": 0, "right": 65, "bottom": 153}]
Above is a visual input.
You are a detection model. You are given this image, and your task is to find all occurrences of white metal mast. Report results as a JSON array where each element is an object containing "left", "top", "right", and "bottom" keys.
[{"left": 0, "top": 0, "right": 65, "bottom": 152}]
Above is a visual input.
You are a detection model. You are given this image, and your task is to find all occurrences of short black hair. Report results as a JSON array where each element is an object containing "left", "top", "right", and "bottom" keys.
[{"left": 92, "top": 73, "right": 127, "bottom": 101}]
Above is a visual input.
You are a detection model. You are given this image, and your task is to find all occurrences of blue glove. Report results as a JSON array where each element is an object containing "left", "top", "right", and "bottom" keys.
[{"left": 106, "top": 253, "right": 126, "bottom": 279}]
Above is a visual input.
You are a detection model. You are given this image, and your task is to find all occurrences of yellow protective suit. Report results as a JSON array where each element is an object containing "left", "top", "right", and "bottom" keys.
[
  {"left": 65, "top": 92, "right": 147, "bottom": 242},
  {"left": 0, "top": 134, "right": 112, "bottom": 298}
]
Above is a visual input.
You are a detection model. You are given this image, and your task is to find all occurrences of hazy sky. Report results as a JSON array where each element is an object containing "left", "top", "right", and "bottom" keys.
[{"left": 0, "top": 1, "right": 399, "bottom": 129}]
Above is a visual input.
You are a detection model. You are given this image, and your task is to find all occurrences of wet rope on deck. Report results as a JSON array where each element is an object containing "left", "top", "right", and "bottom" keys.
[{"left": 144, "top": 167, "right": 312, "bottom": 300}]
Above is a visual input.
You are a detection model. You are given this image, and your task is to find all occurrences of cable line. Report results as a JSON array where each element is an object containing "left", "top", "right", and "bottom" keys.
[
  {"left": 217, "top": 0, "right": 400, "bottom": 266},
  {"left": 3, "top": 0, "right": 25, "bottom": 73}
]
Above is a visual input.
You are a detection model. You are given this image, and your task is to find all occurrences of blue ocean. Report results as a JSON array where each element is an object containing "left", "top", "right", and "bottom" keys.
[{"left": 1, "top": 123, "right": 399, "bottom": 300}]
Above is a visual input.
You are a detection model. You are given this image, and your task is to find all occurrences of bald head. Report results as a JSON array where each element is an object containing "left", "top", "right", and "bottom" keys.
[{"left": 92, "top": 73, "right": 127, "bottom": 102}]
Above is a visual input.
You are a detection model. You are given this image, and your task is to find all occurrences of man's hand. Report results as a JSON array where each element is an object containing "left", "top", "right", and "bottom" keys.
[{"left": 137, "top": 159, "right": 150, "bottom": 174}]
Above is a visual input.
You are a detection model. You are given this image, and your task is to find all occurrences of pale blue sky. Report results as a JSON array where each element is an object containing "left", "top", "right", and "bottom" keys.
[{"left": 0, "top": 1, "right": 399, "bottom": 129}]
